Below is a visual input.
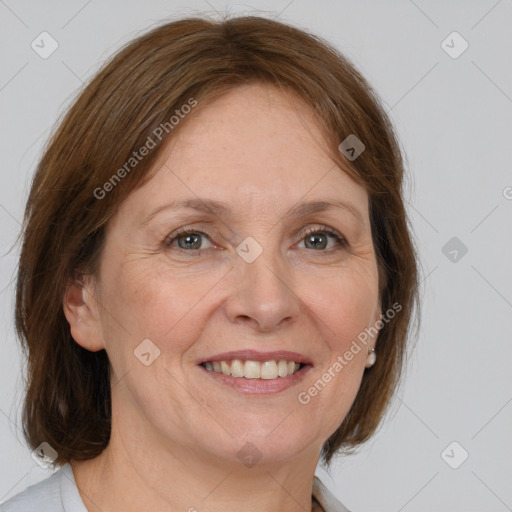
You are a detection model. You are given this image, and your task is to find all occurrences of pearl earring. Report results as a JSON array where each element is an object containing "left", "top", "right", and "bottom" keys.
[{"left": 365, "top": 348, "right": 376, "bottom": 368}]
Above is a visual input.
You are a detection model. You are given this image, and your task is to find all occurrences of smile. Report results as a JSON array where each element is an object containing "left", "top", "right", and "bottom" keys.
[
  {"left": 197, "top": 361, "right": 312, "bottom": 395},
  {"left": 200, "top": 359, "right": 305, "bottom": 379}
]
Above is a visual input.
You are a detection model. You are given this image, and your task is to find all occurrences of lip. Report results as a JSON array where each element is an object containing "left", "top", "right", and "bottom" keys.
[
  {"left": 196, "top": 349, "right": 313, "bottom": 365},
  {"left": 197, "top": 362, "right": 313, "bottom": 394}
]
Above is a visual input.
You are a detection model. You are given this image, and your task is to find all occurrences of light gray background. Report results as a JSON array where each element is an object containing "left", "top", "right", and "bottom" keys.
[{"left": 1, "top": 1, "right": 511, "bottom": 511}]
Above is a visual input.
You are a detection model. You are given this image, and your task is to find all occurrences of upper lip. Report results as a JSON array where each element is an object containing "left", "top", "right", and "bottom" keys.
[{"left": 197, "top": 349, "right": 312, "bottom": 365}]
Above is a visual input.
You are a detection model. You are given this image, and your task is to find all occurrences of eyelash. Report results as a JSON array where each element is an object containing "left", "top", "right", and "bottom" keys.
[{"left": 163, "top": 225, "right": 348, "bottom": 255}]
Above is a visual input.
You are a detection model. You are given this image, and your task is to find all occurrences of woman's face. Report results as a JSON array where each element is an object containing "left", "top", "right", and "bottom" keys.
[{"left": 77, "top": 83, "right": 381, "bottom": 468}]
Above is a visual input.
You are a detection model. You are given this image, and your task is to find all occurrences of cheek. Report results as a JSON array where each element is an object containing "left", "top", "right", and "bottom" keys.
[
  {"left": 97, "top": 253, "right": 218, "bottom": 359},
  {"left": 300, "top": 269, "right": 377, "bottom": 428},
  {"left": 121, "top": 270, "right": 214, "bottom": 340},
  {"left": 308, "top": 266, "right": 379, "bottom": 351}
]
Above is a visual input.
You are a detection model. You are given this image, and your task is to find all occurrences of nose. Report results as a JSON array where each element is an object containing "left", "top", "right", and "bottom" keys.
[{"left": 224, "top": 243, "right": 301, "bottom": 332}]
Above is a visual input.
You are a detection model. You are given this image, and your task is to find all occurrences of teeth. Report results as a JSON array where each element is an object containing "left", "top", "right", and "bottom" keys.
[
  {"left": 278, "top": 360, "right": 288, "bottom": 377},
  {"left": 231, "top": 359, "right": 244, "bottom": 377},
  {"left": 221, "top": 361, "right": 230, "bottom": 375},
  {"left": 203, "top": 359, "right": 304, "bottom": 379},
  {"left": 260, "top": 361, "right": 278, "bottom": 380},
  {"left": 244, "top": 360, "right": 260, "bottom": 379}
]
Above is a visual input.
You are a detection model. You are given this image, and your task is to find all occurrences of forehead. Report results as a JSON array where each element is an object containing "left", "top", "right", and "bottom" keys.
[{"left": 121, "top": 83, "right": 368, "bottom": 223}]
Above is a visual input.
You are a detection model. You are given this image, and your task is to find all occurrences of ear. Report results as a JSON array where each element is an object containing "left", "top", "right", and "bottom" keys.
[
  {"left": 375, "top": 304, "right": 383, "bottom": 329},
  {"left": 371, "top": 299, "right": 383, "bottom": 348},
  {"left": 62, "top": 275, "right": 105, "bottom": 352}
]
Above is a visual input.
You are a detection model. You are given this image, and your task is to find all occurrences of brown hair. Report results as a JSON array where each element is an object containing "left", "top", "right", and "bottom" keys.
[{"left": 14, "top": 14, "right": 420, "bottom": 467}]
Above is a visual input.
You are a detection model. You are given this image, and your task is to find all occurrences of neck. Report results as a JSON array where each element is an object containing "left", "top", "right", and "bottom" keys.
[{"left": 71, "top": 424, "right": 321, "bottom": 512}]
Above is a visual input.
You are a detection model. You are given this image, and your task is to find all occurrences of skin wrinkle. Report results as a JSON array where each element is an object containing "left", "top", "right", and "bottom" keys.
[{"left": 66, "top": 83, "right": 382, "bottom": 512}]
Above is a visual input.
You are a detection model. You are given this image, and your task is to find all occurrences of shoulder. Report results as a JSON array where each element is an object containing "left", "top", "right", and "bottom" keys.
[
  {"left": 312, "top": 475, "right": 353, "bottom": 512},
  {"left": 0, "top": 464, "right": 86, "bottom": 512},
  {"left": 0, "top": 468, "right": 64, "bottom": 512}
]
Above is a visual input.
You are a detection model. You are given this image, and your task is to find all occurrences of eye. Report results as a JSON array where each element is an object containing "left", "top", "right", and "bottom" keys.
[
  {"left": 163, "top": 228, "right": 213, "bottom": 251},
  {"left": 163, "top": 225, "right": 348, "bottom": 254},
  {"left": 298, "top": 225, "right": 348, "bottom": 253}
]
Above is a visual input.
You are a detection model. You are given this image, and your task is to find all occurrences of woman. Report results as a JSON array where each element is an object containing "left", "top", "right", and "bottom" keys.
[{"left": 3, "top": 14, "right": 420, "bottom": 512}]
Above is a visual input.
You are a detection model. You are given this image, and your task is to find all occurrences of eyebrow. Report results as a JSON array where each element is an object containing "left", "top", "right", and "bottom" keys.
[{"left": 142, "top": 197, "right": 364, "bottom": 226}]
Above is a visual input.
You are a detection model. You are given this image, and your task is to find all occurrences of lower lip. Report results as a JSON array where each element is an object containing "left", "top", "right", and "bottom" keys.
[{"left": 197, "top": 364, "right": 313, "bottom": 394}]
